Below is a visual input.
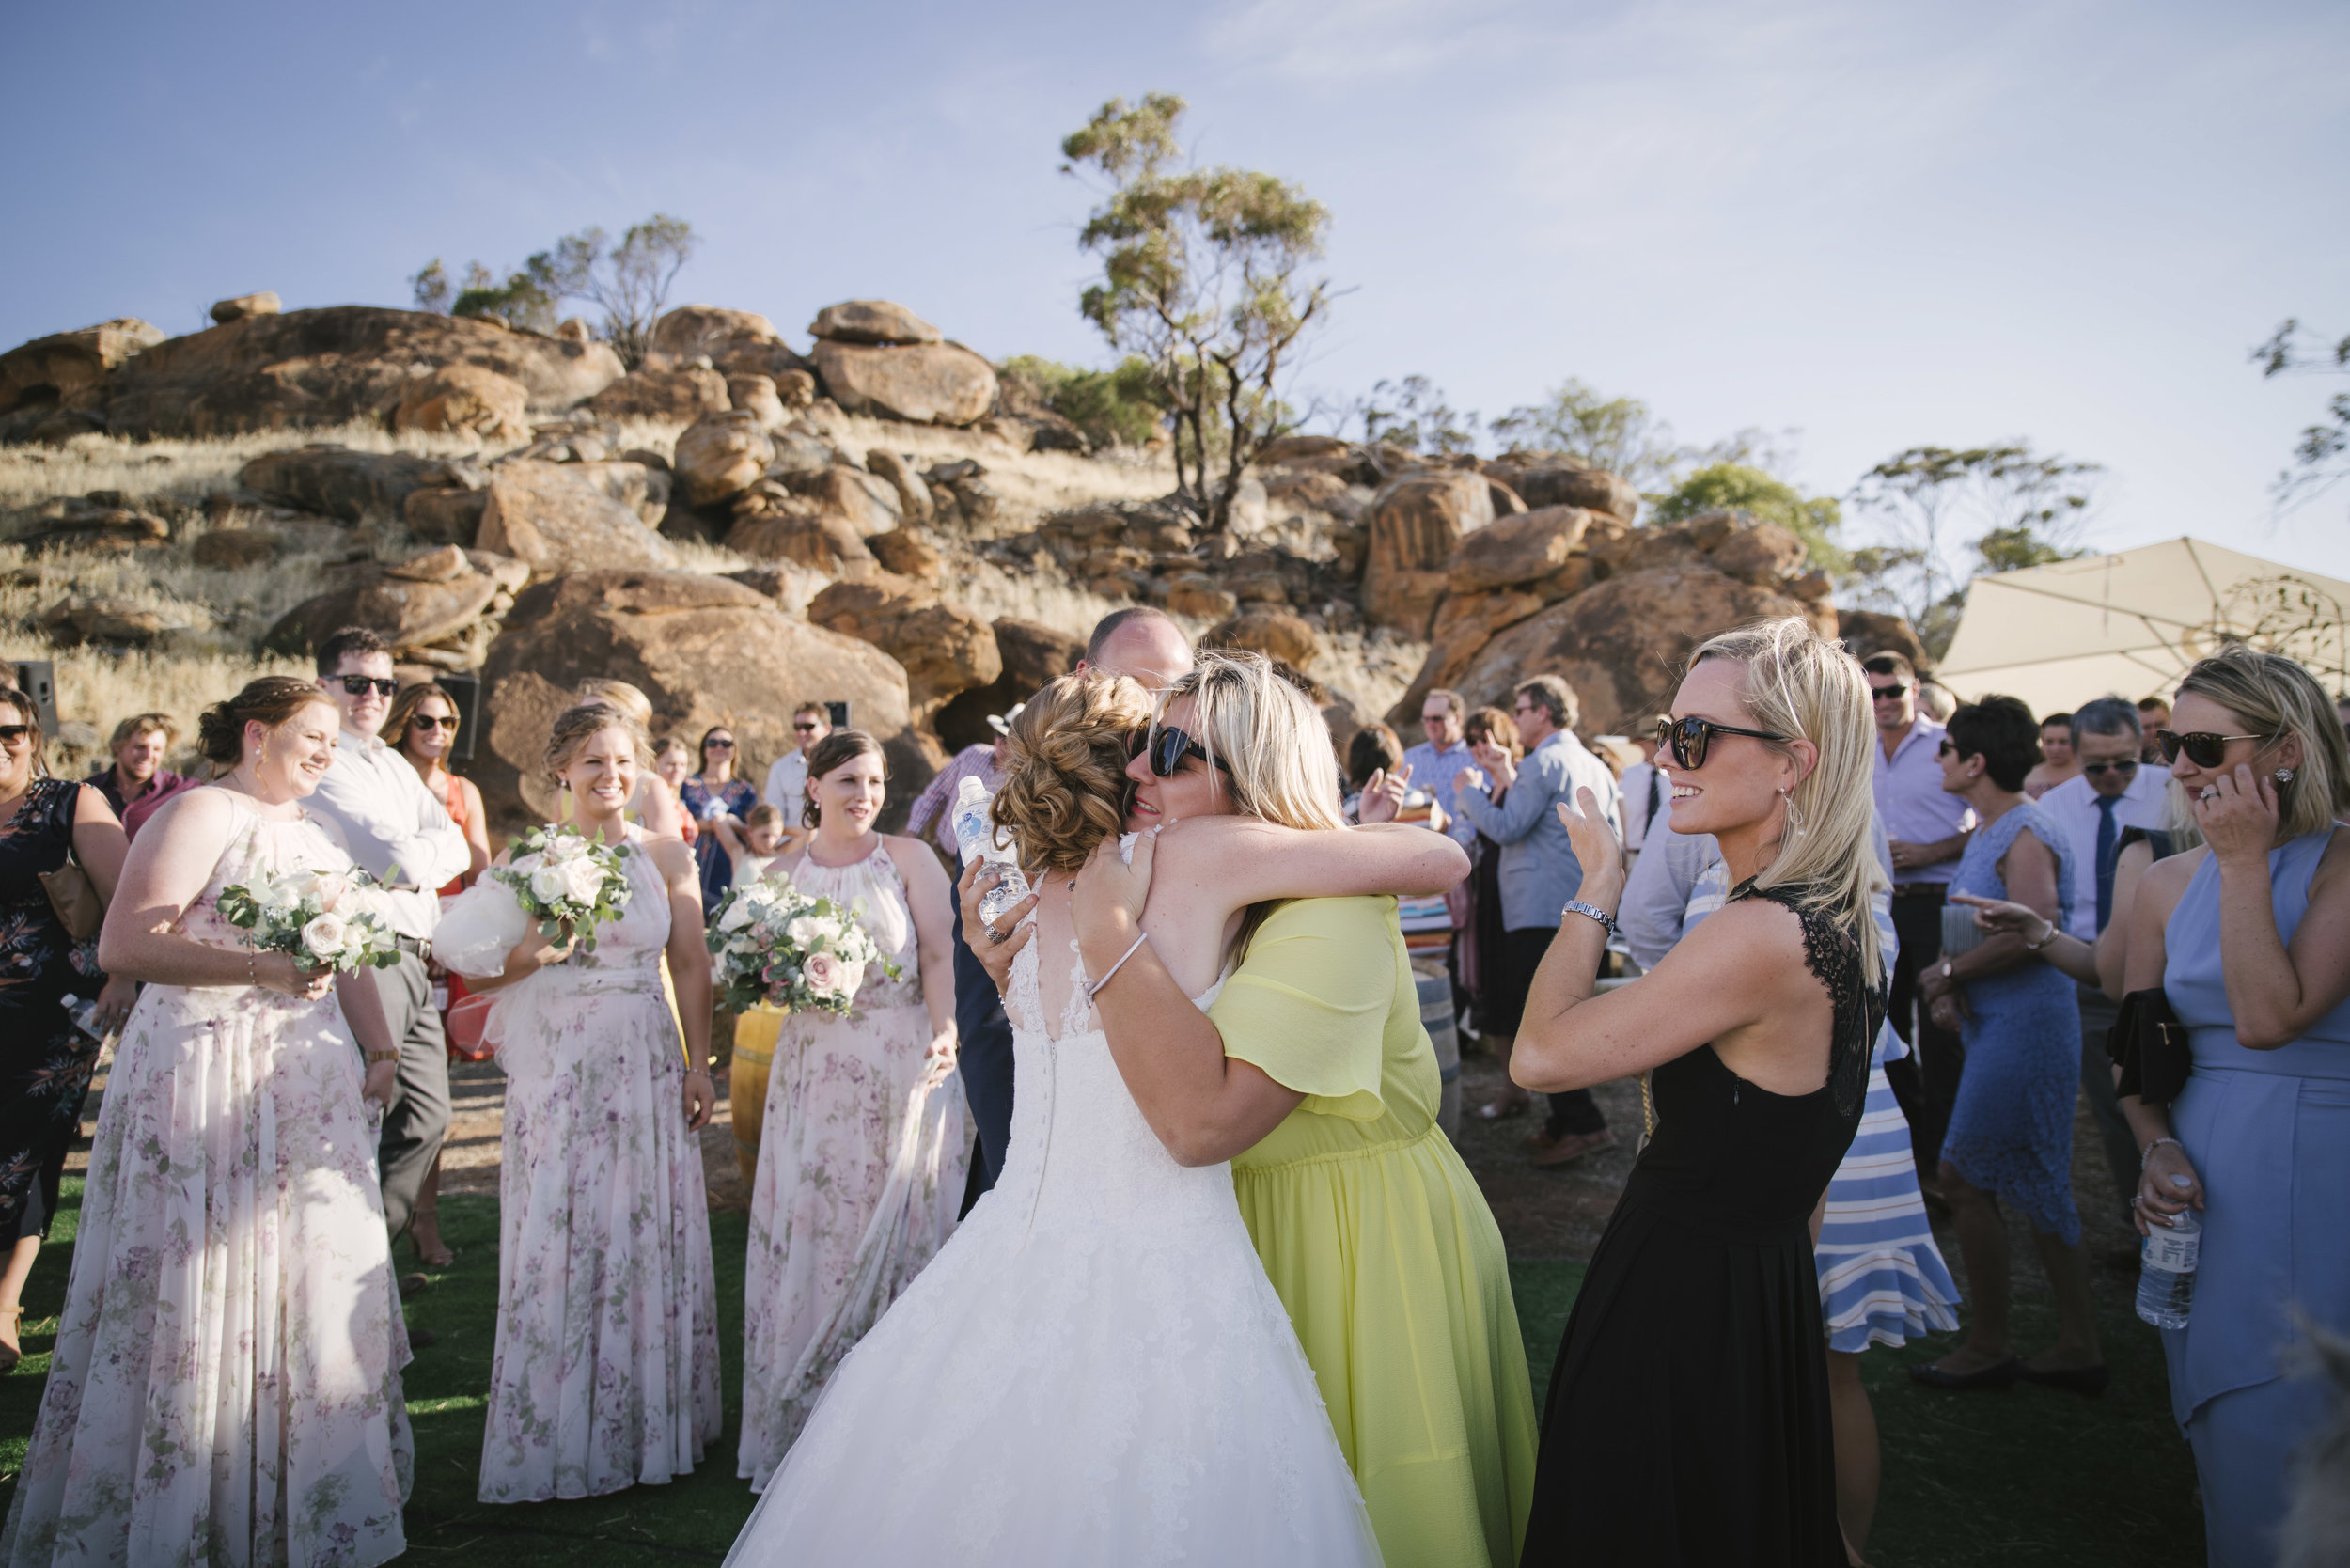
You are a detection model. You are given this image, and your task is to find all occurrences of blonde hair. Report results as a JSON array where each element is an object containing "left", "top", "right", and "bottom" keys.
[
  {"left": 1159, "top": 649, "right": 1346, "bottom": 833},
  {"left": 544, "top": 701, "right": 651, "bottom": 789},
  {"left": 573, "top": 678, "right": 655, "bottom": 729},
  {"left": 994, "top": 673, "right": 1153, "bottom": 878},
  {"left": 2175, "top": 644, "right": 2350, "bottom": 841},
  {"left": 1689, "top": 617, "right": 1888, "bottom": 987}
]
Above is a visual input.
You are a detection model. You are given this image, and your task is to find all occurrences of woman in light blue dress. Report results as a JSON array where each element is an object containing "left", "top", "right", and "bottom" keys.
[
  {"left": 1909, "top": 696, "right": 2106, "bottom": 1393},
  {"left": 2121, "top": 647, "right": 2350, "bottom": 1568}
]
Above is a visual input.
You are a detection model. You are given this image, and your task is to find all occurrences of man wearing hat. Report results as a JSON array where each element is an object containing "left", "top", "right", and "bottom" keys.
[{"left": 906, "top": 703, "right": 1024, "bottom": 861}]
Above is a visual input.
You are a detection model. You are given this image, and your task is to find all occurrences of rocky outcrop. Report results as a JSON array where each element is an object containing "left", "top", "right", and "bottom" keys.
[
  {"left": 101, "top": 307, "right": 624, "bottom": 439},
  {"left": 36, "top": 596, "right": 191, "bottom": 647},
  {"left": 866, "top": 449, "right": 932, "bottom": 522},
  {"left": 563, "top": 459, "right": 670, "bottom": 525},
  {"left": 933, "top": 618, "right": 1087, "bottom": 752},
  {"left": 11, "top": 496, "right": 171, "bottom": 554},
  {"left": 807, "top": 301, "right": 942, "bottom": 346},
  {"left": 476, "top": 569, "right": 919, "bottom": 832},
  {"left": 1360, "top": 469, "right": 1496, "bottom": 635},
  {"left": 209, "top": 292, "right": 281, "bottom": 324},
  {"left": 724, "top": 510, "right": 875, "bottom": 575},
  {"left": 1202, "top": 607, "right": 1323, "bottom": 672},
  {"left": 649, "top": 306, "right": 812, "bottom": 382},
  {"left": 867, "top": 527, "right": 942, "bottom": 583},
  {"left": 811, "top": 339, "right": 996, "bottom": 426},
  {"left": 1446, "top": 506, "right": 1593, "bottom": 594},
  {"left": 584, "top": 364, "right": 729, "bottom": 422},
  {"left": 0, "top": 319, "right": 166, "bottom": 437},
  {"left": 806, "top": 574, "right": 1001, "bottom": 719},
  {"left": 1834, "top": 609, "right": 1930, "bottom": 670},
  {"left": 473, "top": 460, "right": 681, "bottom": 576},
  {"left": 672, "top": 410, "right": 772, "bottom": 508},
  {"left": 391, "top": 364, "right": 530, "bottom": 443},
  {"left": 238, "top": 445, "right": 469, "bottom": 523},
  {"left": 267, "top": 546, "right": 528, "bottom": 664},
  {"left": 785, "top": 464, "right": 901, "bottom": 535},
  {"left": 1484, "top": 459, "right": 1641, "bottom": 523},
  {"left": 403, "top": 486, "right": 490, "bottom": 545}
]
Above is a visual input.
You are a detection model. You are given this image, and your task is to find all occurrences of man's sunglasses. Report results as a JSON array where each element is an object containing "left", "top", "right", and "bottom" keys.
[
  {"left": 410, "top": 713, "right": 458, "bottom": 732},
  {"left": 336, "top": 676, "right": 399, "bottom": 698},
  {"left": 2079, "top": 759, "right": 2137, "bottom": 778},
  {"left": 1136, "top": 724, "right": 1231, "bottom": 777},
  {"left": 2154, "top": 729, "right": 2269, "bottom": 769},
  {"left": 1655, "top": 714, "right": 1787, "bottom": 771},
  {"left": 792, "top": 721, "right": 823, "bottom": 732},
  {"left": 1868, "top": 683, "right": 1909, "bottom": 700},
  {"left": 0, "top": 724, "right": 30, "bottom": 745}
]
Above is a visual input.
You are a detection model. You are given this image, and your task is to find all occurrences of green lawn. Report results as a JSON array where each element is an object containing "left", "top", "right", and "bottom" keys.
[{"left": 4, "top": 1185, "right": 2201, "bottom": 1565}]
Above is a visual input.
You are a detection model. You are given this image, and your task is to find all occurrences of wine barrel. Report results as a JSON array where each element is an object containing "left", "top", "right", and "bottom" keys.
[
  {"left": 730, "top": 1004, "right": 783, "bottom": 1187},
  {"left": 1414, "top": 964, "right": 1462, "bottom": 1141}
]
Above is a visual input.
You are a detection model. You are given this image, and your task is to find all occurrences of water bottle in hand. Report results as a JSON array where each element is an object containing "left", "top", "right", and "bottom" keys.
[
  {"left": 2135, "top": 1173, "right": 2200, "bottom": 1330},
  {"left": 60, "top": 994, "right": 105, "bottom": 1042},
  {"left": 951, "top": 776, "right": 1030, "bottom": 926}
]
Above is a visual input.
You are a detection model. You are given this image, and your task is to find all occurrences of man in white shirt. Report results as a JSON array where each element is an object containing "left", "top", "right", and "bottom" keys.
[
  {"left": 1615, "top": 721, "right": 1668, "bottom": 868},
  {"left": 761, "top": 699, "right": 832, "bottom": 825},
  {"left": 2033, "top": 696, "right": 2170, "bottom": 1226},
  {"left": 305, "top": 627, "right": 472, "bottom": 1262}
]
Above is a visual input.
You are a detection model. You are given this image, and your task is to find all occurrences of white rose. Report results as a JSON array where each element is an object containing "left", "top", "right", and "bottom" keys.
[
  {"left": 301, "top": 912, "right": 349, "bottom": 960},
  {"left": 718, "top": 897, "right": 760, "bottom": 933},
  {"left": 528, "top": 866, "right": 569, "bottom": 905},
  {"left": 785, "top": 917, "right": 820, "bottom": 948},
  {"left": 560, "top": 857, "right": 607, "bottom": 903},
  {"left": 835, "top": 959, "right": 866, "bottom": 1000}
]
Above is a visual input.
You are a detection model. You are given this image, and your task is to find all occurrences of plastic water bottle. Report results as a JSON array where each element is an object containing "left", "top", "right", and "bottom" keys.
[
  {"left": 2135, "top": 1174, "right": 2201, "bottom": 1329},
  {"left": 951, "top": 776, "right": 1029, "bottom": 925},
  {"left": 58, "top": 994, "right": 104, "bottom": 1042}
]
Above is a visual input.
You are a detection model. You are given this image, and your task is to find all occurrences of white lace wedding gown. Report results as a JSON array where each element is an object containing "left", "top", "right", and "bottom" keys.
[{"left": 721, "top": 925, "right": 1382, "bottom": 1567}]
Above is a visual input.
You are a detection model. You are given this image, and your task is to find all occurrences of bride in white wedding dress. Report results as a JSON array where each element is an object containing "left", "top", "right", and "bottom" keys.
[{"left": 722, "top": 675, "right": 1458, "bottom": 1566}]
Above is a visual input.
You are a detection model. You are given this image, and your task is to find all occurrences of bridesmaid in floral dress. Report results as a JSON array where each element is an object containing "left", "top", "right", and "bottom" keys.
[
  {"left": 458, "top": 701, "right": 722, "bottom": 1502},
  {"left": 4, "top": 677, "right": 412, "bottom": 1568},
  {"left": 737, "top": 729, "right": 965, "bottom": 1489}
]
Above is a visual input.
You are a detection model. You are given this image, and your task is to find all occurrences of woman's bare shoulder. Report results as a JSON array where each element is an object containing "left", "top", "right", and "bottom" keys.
[{"left": 641, "top": 835, "right": 697, "bottom": 878}]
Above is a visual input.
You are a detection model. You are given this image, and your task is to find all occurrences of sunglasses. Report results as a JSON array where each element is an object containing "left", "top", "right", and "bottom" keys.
[
  {"left": 792, "top": 721, "right": 822, "bottom": 732},
  {"left": 1136, "top": 724, "right": 1232, "bottom": 778},
  {"left": 410, "top": 713, "right": 458, "bottom": 732},
  {"left": 337, "top": 676, "right": 399, "bottom": 698},
  {"left": 2079, "top": 759, "right": 2138, "bottom": 777},
  {"left": 706, "top": 738, "right": 736, "bottom": 749},
  {"left": 2154, "top": 729, "right": 2269, "bottom": 769},
  {"left": 0, "top": 724, "right": 30, "bottom": 745},
  {"left": 1655, "top": 714, "right": 1788, "bottom": 771},
  {"left": 1869, "top": 683, "right": 1909, "bottom": 700}
]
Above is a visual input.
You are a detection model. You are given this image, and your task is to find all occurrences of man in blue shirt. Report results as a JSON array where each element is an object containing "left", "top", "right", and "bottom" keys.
[
  {"left": 1452, "top": 674, "right": 1622, "bottom": 1167},
  {"left": 1402, "top": 687, "right": 1480, "bottom": 1027},
  {"left": 1863, "top": 652, "right": 1974, "bottom": 1185}
]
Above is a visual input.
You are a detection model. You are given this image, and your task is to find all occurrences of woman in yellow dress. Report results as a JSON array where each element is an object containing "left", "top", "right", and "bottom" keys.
[{"left": 970, "top": 652, "right": 1538, "bottom": 1568}]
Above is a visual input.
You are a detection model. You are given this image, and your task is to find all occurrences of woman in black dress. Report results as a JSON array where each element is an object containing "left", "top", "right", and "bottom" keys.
[
  {"left": 0, "top": 687, "right": 133, "bottom": 1372},
  {"left": 1508, "top": 618, "right": 1888, "bottom": 1567}
]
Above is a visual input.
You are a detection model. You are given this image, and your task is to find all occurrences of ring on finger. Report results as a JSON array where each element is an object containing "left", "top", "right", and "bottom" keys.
[
  {"left": 985, "top": 924, "right": 1009, "bottom": 945},
  {"left": 2199, "top": 786, "right": 2219, "bottom": 801}
]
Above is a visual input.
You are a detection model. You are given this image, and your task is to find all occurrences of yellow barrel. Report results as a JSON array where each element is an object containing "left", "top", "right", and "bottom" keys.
[{"left": 730, "top": 1004, "right": 784, "bottom": 1188}]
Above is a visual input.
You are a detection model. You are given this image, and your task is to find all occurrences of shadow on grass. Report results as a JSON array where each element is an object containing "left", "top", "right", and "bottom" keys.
[{"left": 7, "top": 1189, "right": 2201, "bottom": 1565}]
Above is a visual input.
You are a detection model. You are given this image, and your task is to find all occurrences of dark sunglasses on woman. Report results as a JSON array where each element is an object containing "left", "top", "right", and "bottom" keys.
[
  {"left": 2154, "top": 728, "right": 2269, "bottom": 769},
  {"left": 1136, "top": 724, "right": 1232, "bottom": 777},
  {"left": 0, "top": 725, "right": 30, "bottom": 745},
  {"left": 410, "top": 713, "right": 459, "bottom": 732},
  {"left": 1654, "top": 713, "right": 1787, "bottom": 772}
]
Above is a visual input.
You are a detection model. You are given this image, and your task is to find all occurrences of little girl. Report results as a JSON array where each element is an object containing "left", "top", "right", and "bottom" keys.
[{"left": 714, "top": 804, "right": 789, "bottom": 889}]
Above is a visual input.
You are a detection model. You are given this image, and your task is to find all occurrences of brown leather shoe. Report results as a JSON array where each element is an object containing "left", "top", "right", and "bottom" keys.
[{"left": 1528, "top": 1128, "right": 1617, "bottom": 1168}]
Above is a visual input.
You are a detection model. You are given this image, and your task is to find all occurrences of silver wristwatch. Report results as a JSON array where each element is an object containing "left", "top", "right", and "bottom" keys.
[{"left": 1561, "top": 900, "right": 1619, "bottom": 940}]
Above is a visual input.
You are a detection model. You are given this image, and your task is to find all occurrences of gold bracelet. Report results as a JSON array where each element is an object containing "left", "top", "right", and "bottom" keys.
[{"left": 2024, "top": 917, "right": 2059, "bottom": 950}]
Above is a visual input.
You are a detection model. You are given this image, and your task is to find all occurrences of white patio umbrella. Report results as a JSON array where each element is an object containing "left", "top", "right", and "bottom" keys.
[{"left": 1935, "top": 537, "right": 2350, "bottom": 716}]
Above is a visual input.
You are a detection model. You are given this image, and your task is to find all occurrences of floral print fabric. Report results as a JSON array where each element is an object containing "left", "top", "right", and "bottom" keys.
[
  {"left": 478, "top": 824, "right": 721, "bottom": 1502},
  {"left": 736, "top": 842, "right": 966, "bottom": 1488},
  {"left": 0, "top": 778, "right": 105, "bottom": 1243},
  {"left": 1, "top": 793, "right": 413, "bottom": 1568}
]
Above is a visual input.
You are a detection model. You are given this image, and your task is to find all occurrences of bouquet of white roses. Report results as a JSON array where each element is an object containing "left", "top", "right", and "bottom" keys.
[
  {"left": 706, "top": 877, "right": 897, "bottom": 1016},
  {"left": 492, "top": 825, "right": 634, "bottom": 952},
  {"left": 216, "top": 866, "right": 403, "bottom": 974}
]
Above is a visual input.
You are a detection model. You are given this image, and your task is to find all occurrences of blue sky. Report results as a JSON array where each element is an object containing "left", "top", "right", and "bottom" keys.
[{"left": 9, "top": 0, "right": 2347, "bottom": 577}]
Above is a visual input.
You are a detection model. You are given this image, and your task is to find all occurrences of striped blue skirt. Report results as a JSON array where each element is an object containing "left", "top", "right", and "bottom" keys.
[{"left": 1816, "top": 1058, "right": 1962, "bottom": 1352}]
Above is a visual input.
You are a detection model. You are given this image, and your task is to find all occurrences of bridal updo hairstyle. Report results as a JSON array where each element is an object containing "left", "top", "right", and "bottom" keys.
[
  {"left": 196, "top": 676, "right": 338, "bottom": 775},
  {"left": 992, "top": 672, "right": 1153, "bottom": 878},
  {"left": 542, "top": 701, "right": 651, "bottom": 788},
  {"left": 1685, "top": 617, "right": 1887, "bottom": 986},
  {"left": 800, "top": 729, "right": 887, "bottom": 828},
  {"left": 1159, "top": 649, "right": 1346, "bottom": 834}
]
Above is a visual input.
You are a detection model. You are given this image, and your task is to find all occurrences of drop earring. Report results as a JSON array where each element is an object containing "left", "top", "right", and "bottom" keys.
[{"left": 1778, "top": 785, "right": 1806, "bottom": 838}]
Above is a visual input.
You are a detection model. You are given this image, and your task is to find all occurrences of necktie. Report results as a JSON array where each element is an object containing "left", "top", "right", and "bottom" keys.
[
  {"left": 1644, "top": 767, "right": 1661, "bottom": 835},
  {"left": 2094, "top": 794, "right": 2119, "bottom": 933}
]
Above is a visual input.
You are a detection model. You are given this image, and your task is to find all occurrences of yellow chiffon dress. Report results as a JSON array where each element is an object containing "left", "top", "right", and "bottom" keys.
[{"left": 1211, "top": 896, "right": 1539, "bottom": 1568}]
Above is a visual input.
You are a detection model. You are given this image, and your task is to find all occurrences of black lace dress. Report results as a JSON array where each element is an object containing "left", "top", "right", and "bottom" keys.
[
  {"left": 0, "top": 778, "right": 107, "bottom": 1244},
  {"left": 1520, "top": 881, "right": 1883, "bottom": 1568}
]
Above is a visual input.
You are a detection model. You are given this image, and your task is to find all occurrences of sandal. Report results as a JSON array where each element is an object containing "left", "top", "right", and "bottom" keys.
[{"left": 0, "top": 1306, "right": 22, "bottom": 1376}]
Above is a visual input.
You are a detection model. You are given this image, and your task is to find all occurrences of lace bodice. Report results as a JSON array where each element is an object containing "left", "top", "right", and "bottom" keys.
[
  {"left": 1727, "top": 879, "right": 1882, "bottom": 1119},
  {"left": 995, "top": 925, "right": 1236, "bottom": 1236}
]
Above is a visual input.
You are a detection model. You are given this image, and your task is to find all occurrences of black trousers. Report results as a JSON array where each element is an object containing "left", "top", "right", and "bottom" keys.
[
  {"left": 1882, "top": 887, "right": 1963, "bottom": 1181},
  {"left": 2076, "top": 986, "right": 2139, "bottom": 1223},
  {"left": 1492, "top": 924, "right": 1607, "bottom": 1138},
  {"left": 951, "top": 892, "right": 1016, "bottom": 1219}
]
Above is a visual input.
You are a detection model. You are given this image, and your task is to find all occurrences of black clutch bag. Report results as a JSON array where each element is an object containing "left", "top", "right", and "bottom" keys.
[{"left": 2107, "top": 988, "right": 2190, "bottom": 1105}]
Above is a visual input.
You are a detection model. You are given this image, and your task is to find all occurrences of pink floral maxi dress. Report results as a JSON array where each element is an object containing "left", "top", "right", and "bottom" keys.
[
  {"left": 478, "top": 825, "right": 721, "bottom": 1502},
  {"left": 1, "top": 794, "right": 413, "bottom": 1568},
  {"left": 736, "top": 841, "right": 967, "bottom": 1488}
]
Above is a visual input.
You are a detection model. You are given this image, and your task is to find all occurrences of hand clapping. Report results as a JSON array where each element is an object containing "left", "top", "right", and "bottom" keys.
[{"left": 1357, "top": 762, "right": 1412, "bottom": 824}]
